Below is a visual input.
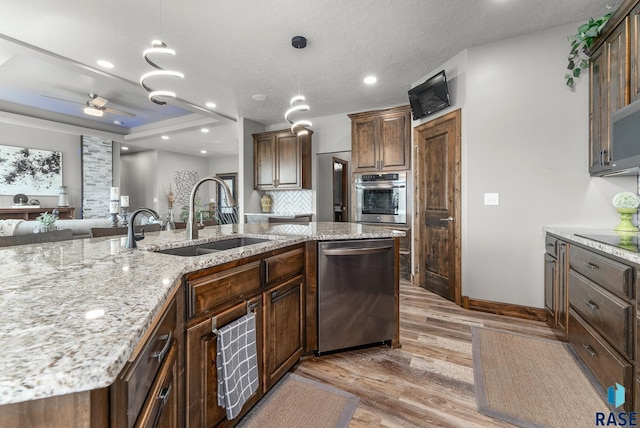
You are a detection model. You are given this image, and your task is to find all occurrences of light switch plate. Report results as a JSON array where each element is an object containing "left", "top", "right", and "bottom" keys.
[{"left": 484, "top": 193, "right": 499, "bottom": 206}]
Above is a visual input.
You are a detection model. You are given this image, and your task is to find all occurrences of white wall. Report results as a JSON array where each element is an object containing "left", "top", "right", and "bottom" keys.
[
  {"left": 414, "top": 22, "right": 637, "bottom": 308},
  {"left": 0, "top": 122, "right": 81, "bottom": 210},
  {"left": 209, "top": 155, "right": 239, "bottom": 177},
  {"left": 120, "top": 151, "right": 158, "bottom": 213},
  {"left": 239, "top": 118, "right": 265, "bottom": 217}
]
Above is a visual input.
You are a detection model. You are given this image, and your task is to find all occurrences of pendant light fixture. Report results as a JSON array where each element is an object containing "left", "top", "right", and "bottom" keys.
[
  {"left": 284, "top": 36, "right": 312, "bottom": 136},
  {"left": 140, "top": 40, "right": 184, "bottom": 105}
]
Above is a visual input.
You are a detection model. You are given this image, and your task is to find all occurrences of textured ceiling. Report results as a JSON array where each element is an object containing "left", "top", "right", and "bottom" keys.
[{"left": 0, "top": 0, "right": 615, "bottom": 156}]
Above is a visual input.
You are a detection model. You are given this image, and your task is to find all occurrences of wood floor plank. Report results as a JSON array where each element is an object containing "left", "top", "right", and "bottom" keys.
[{"left": 294, "top": 281, "right": 559, "bottom": 427}]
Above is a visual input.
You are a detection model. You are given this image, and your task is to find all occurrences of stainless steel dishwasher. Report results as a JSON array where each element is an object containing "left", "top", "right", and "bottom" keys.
[{"left": 317, "top": 238, "right": 396, "bottom": 353}]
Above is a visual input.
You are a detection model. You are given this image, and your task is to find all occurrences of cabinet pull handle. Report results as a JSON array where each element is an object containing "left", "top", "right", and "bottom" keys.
[
  {"left": 158, "top": 382, "right": 173, "bottom": 407},
  {"left": 584, "top": 299, "right": 599, "bottom": 310},
  {"left": 583, "top": 344, "right": 597, "bottom": 358},
  {"left": 546, "top": 243, "right": 555, "bottom": 247},
  {"left": 585, "top": 262, "right": 598, "bottom": 270},
  {"left": 439, "top": 216, "right": 454, "bottom": 222},
  {"left": 546, "top": 259, "right": 555, "bottom": 264},
  {"left": 271, "top": 290, "right": 280, "bottom": 300},
  {"left": 152, "top": 332, "right": 172, "bottom": 363}
]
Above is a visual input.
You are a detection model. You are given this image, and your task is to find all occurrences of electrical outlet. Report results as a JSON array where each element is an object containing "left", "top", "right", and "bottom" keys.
[{"left": 484, "top": 193, "right": 499, "bottom": 206}]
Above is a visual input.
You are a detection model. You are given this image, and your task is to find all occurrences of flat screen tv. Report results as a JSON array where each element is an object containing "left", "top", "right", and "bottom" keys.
[{"left": 408, "top": 70, "right": 451, "bottom": 120}]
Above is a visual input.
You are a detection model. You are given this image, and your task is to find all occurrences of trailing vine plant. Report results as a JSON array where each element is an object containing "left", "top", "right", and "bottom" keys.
[{"left": 565, "top": 10, "right": 613, "bottom": 89}]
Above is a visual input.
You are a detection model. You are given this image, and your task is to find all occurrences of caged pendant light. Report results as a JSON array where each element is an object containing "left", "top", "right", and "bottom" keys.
[{"left": 284, "top": 36, "right": 312, "bottom": 136}]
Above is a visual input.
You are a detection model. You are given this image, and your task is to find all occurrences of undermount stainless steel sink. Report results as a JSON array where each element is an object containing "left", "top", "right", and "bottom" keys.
[{"left": 155, "top": 237, "right": 270, "bottom": 257}]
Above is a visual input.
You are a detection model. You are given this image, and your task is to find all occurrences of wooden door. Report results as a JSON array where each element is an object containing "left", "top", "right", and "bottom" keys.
[
  {"left": 351, "top": 118, "right": 379, "bottom": 171},
  {"left": 254, "top": 134, "right": 275, "bottom": 189},
  {"left": 275, "top": 133, "right": 301, "bottom": 188},
  {"left": 415, "top": 109, "right": 461, "bottom": 303},
  {"left": 263, "top": 275, "right": 303, "bottom": 391},
  {"left": 380, "top": 110, "right": 411, "bottom": 171}
]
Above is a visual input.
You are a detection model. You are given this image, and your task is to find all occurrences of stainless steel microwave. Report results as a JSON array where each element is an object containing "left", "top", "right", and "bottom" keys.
[
  {"left": 355, "top": 172, "right": 407, "bottom": 224},
  {"left": 607, "top": 100, "right": 640, "bottom": 176}
]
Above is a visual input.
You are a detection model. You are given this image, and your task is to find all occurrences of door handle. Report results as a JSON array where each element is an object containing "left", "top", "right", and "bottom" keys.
[{"left": 439, "top": 216, "right": 454, "bottom": 222}]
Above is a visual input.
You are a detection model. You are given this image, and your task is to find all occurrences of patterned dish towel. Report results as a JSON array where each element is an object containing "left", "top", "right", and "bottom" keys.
[
  {"left": 0, "top": 220, "right": 23, "bottom": 237},
  {"left": 216, "top": 312, "right": 259, "bottom": 420}
]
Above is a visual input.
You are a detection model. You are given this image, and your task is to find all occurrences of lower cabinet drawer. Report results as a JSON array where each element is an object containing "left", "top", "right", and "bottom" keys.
[
  {"left": 569, "top": 270, "right": 633, "bottom": 359},
  {"left": 114, "top": 299, "right": 177, "bottom": 428},
  {"left": 135, "top": 342, "right": 178, "bottom": 428},
  {"left": 569, "top": 245, "right": 633, "bottom": 299},
  {"left": 263, "top": 247, "right": 304, "bottom": 287},
  {"left": 187, "top": 260, "right": 261, "bottom": 318},
  {"left": 569, "top": 309, "right": 633, "bottom": 411}
]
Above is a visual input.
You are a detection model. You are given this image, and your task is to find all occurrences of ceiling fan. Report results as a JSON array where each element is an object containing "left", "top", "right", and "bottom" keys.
[{"left": 42, "top": 93, "right": 137, "bottom": 118}]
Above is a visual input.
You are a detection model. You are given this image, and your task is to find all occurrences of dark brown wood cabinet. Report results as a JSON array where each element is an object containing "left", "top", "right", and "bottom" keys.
[
  {"left": 111, "top": 299, "right": 178, "bottom": 428},
  {"left": 349, "top": 105, "right": 411, "bottom": 173},
  {"left": 565, "top": 241, "right": 636, "bottom": 410},
  {"left": 262, "top": 247, "right": 305, "bottom": 390},
  {"left": 184, "top": 244, "right": 306, "bottom": 427},
  {"left": 543, "top": 234, "right": 568, "bottom": 337},
  {"left": 263, "top": 275, "right": 304, "bottom": 391},
  {"left": 632, "top": 3, "right": 640, "bottom": 102},
  {"left": 185, "top": 295, "right": 263, "bottom": 428},
  {"left": 253, "top": 128, "right": 312, "bottom": 190},
  {"left": 588, "top": 2, "right": 632, "bottom": 175},
  {"left": 0, "top": 206, "right": 75, "bottom": 220}
]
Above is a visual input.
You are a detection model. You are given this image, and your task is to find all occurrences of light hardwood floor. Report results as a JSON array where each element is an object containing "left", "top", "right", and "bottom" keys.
[{"left": 293, "top": 281, "right": 559, "bottom": 427}]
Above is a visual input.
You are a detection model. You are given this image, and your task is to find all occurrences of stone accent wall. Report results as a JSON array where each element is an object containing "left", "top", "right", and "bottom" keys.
[
  {"left": 265, "top": 190, "right": 313, "bottom": 213},
  {"left": 82, "top": 136, "right": 113, "bottom": 219}
]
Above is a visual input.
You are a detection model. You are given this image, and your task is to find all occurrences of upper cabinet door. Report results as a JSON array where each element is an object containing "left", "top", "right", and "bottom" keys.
[
  {"left": 275, "top": 133, "right": 302, "bottom": 188},
  {"left": 349, "top": 105, "right": 411, "bottom": 173},
  {"left": 631, "top": 3, "right": 640, "bottom": 102},
  {"left": 254, "top": 134, "right": 276, "bottom": 189},
  {"left": 380, "top": 111, "right": 411, "bottom": 170},
  {"left": 351, "top": 118, "right": 379, "bottom": 171}
]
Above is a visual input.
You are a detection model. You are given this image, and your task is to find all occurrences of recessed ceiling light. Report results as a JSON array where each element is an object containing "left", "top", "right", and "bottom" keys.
[
  {"left": 200, "top": 150, "right": 207, "bottom": 154},
  {"left": 161, "top": 135, "right": 170, "bottom": 140},
  {"left": 114, "top": 120, "right": 123, "bottom": 125},
  {"left": 97, "top": 60, "right": 114, "bottom": 69},
  {"left": 121, "top": 146, "right": 129, "bottom": 151},
  {"left": 206, "top": 102, "right": 216, "bottom": 108},
  {"left": 364, "top": 75, "right": 377, "bottom": 85},
  {"left": 201, "top": 128, "right": 209, "bottom": 133},
  {"left": 252, "top": 94, "right": 267, "bottom": 101}
]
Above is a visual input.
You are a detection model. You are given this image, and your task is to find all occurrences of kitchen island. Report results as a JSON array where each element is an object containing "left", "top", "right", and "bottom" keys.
[{"left": 0, "top": 222, "right": 403, "bottom": 426}]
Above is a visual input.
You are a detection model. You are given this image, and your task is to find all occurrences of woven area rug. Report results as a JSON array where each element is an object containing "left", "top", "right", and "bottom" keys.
[
  {"left": 472, "top": 326, "right": 610, "bottom": 428},
  {"left": 237, "top": 373, "right": 359, "bottom": 428}
]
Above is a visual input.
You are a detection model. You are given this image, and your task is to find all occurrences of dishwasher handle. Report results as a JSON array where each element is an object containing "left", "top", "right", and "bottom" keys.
[{"left": 322, "top": 245, "right": 393, "bottom": 256}]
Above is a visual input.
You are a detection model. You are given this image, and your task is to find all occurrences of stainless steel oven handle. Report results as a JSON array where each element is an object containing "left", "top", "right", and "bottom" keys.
[
  {"left": 323, "top": 245, "right": 393, "bottom": 256},
  {"left": 355, "top": 184, "right": 406, "bottom": 189}
]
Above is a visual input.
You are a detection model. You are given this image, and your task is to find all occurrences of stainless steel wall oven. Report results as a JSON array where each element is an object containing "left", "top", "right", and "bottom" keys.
[{"left": 355, "top": 172, "right": 407, "bottom": 224}]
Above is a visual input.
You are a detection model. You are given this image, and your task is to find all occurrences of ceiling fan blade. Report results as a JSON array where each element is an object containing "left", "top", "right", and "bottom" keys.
[
  {"left": 41, "top": 94, "right": 84, "bottom": 105},
  {"left": 89, "top": 94, "right": 109, "bottom": 108},
  {"left": 103, "top": 107, "right": 137, "bottom": 118}
]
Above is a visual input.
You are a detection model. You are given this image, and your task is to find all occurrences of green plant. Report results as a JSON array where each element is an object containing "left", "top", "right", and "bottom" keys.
[
  {"left": 565, "top": 11, "right": 613, "bottom": 89},
  {"left": 36, "top": 211, "right": 58, "bottom": 227}
]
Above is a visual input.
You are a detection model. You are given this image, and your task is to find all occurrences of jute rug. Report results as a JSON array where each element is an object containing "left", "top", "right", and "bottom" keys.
[
  {"left": 472, "top": 326, "right": 610, "bottom": 428},
  {"left": 237, "top": 373, "right": 359, "bottom": 428}
]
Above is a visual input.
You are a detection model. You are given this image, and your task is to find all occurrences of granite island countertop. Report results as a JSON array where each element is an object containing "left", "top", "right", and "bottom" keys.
[{"left": 0, "top": 222, "right": 404, "bottom": 405}]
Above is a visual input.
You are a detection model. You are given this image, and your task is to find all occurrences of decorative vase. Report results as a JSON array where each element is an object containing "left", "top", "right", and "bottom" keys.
[
  {"left": 613, "top": 207, "right": 639, "bottom": 232},
  {"left": 260, "top": 193, "right": 272, "bottom": 213},
  {"left": 57, "top": 186, "right": 69, "bottom": 207}
]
